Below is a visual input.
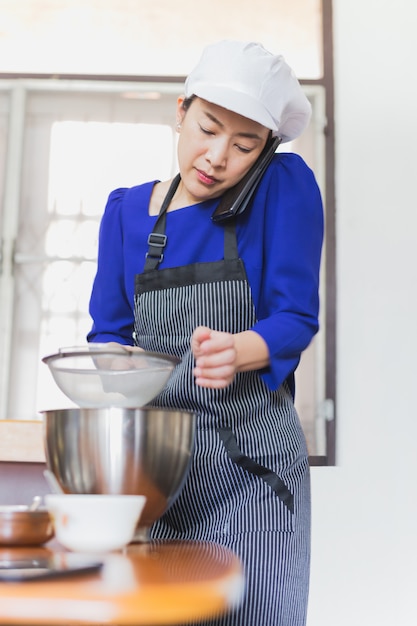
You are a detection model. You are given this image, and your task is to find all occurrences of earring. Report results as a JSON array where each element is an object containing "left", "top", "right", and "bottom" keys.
[{"left": 176, "top": 122, "right": 181, "bottom": 130}]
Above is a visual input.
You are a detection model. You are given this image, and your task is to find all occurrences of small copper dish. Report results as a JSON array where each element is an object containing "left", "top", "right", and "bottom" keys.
[{"left": 0, "top": 506, "right": 54, "bottom": 547}]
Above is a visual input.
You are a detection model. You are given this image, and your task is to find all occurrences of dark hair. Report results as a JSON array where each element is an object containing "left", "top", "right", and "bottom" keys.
[{"left": 181, "top": 95, "right": 196, "bottom": 111}]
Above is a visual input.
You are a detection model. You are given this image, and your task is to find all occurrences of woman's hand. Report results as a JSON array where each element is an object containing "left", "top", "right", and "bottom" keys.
[
  {"left": 92, "top": 341, "right": 145, "bottom": 371},
  {"left": 105, "top": 342, "right": 144, "bottom": 353},
  {"left": 191, "top": 327, "right": 237, "bottom": 388},
  {"left": 191, "top": 326, "right": 270, "bottom": 388}
]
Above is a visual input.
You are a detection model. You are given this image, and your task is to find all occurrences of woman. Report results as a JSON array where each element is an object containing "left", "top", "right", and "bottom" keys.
[{"left": 88, "top": 40, "right": 324, "bottom": 626}]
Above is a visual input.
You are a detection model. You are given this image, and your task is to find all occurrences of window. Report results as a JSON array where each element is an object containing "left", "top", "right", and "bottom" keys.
[{"left": 0, "top": 0, "right": 335, "bottom": 463}]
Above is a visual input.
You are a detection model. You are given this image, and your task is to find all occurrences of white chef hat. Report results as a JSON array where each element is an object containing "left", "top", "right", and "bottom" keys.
[{"left": 184, "top": 40, "right": 311, "bottom": 143}]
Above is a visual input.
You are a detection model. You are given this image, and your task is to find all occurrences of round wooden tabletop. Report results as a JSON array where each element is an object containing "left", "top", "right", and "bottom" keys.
[{"left": 0, "top": 540, "right": 244, "bottom": 625}]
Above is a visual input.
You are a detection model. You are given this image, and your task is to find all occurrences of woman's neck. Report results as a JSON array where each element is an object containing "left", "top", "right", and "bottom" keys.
[{"left": 149, "top": 178, "right": 198, "bottom": 215}]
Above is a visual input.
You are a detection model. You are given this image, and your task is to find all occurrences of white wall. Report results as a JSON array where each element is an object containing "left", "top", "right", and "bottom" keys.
[{"left": 308, "top": 2, "right": 417, "bottom": 625}]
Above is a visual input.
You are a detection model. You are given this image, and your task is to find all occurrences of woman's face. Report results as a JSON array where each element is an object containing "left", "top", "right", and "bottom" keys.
[{"left": 176, "top": 97, "right": 270, "bottom": 205}]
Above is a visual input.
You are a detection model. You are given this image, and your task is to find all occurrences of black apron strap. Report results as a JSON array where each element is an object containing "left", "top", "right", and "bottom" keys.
[
  {"left": 223, "top": 220, "right": 238, "bottom": 260},
  {"left": 217, "top": 426, "right": 295, "bottom": 514},
  {"left": 143, "top": 173, "right": 239, "bottom": 270},
  {"left": 143, "top": 173, "right": 181, "bottom": 271}
]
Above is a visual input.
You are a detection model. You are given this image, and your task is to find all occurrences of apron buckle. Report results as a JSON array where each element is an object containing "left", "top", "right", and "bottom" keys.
[
  {"left": 146, "top": 233, "right": 167, "bottom": 265},
  {"left": 147, "top": 233, "right": 167, "bottom": 247}
]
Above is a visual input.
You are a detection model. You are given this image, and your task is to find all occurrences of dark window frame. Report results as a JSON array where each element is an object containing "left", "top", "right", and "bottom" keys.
[{"left": 304, "top": 0, "right": 336, "bottom": 466}]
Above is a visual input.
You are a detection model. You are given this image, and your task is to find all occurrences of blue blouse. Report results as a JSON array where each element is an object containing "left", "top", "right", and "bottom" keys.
[{"left": 88, "top": 153, "right": 324, "bottom": 393}]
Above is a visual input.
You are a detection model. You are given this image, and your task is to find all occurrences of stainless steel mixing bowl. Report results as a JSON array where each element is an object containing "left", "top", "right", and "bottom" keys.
[{"left": 42, "top": 407, "right": 195, "bottom": 541}]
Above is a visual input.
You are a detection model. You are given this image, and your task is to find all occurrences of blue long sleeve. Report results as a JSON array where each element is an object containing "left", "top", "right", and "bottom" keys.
[
  {"left": 88, "top": 153, "right": 324, "bottom": 393},
  {"left": 246, "top": 154, "right": 324, "bottom": 390}
]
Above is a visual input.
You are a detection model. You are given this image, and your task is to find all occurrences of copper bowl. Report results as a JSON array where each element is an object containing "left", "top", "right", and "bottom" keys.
[{"left": 0, "top": 506, "right": 54, "bottom": 547}]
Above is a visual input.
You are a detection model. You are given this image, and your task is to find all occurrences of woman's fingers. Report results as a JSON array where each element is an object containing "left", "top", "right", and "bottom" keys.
[{"left": 191, "top": 327, "right": 237, "bottom": 388}]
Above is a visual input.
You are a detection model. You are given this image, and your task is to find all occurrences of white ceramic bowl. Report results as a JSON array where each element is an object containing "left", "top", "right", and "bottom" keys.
[{"left": 45, "top": 494, "right": 146, "bottom": 553}]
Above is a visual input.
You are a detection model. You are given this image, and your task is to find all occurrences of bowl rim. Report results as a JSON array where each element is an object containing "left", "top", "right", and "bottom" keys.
[
  {"left": 42, "top": 346, "right": 180, "bottom": 367},
  {"left": 0, "top": 508, "right": 51, "bottom": 519},
  {"left": 44, "top": 494, "right": 146, "bottom": 503}
]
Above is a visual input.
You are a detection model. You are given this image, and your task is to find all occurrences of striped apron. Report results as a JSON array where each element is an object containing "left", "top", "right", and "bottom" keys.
[{"left": 133, "top": 177, "right": 311, "bottom": 626}]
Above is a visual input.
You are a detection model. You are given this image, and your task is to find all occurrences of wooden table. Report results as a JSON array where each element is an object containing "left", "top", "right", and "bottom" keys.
[{"left": 0, "top": 541, "right": 244, "bottom": 625}]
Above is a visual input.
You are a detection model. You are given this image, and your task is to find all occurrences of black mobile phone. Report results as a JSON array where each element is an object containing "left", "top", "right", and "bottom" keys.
[{"left": 211, "top": 135, "right": 281, "bottom": 223}]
